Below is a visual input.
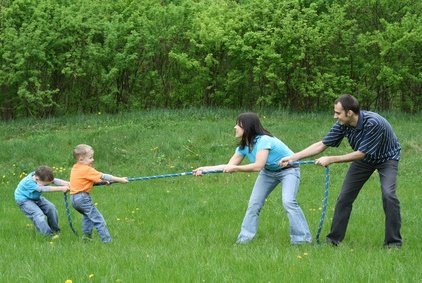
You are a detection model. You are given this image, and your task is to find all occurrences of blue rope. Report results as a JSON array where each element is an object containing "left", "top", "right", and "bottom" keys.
[
  {"left": 127, "top": 169, "right": 223, "bottom": 182},
  {"left": 66, "top": 170, "right": 223, "bottom": 237},
  {"left": 289, "top": 160, "right": 316, "bottom": 166},
  {"left": 63, "top": 192, "right": 78, "bottom": 236},
  {"left": 93, "top": 170, "right": 224, "bottom": 185},
  {"left": 289, "top": 160, "right": 329, "bottom": 245},
  {"left": 315, "top": 166, "right": 330, "bottom": 244}
]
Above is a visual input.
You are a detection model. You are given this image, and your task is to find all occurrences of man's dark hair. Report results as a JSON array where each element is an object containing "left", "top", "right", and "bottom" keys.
[
  {"left": 35, "top": 166, "right": 54, "bottom": 182},
  {"left": 335, "top": 94, "right": 360, "bottom": 114}
]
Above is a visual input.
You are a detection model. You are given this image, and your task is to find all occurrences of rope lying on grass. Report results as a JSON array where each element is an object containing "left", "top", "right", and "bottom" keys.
[
  {"left": 64, "top": 170, "right": 224, "bottom": 236},
  {"left": 290, "top": 160, "right": 330, "bottom": 245}
]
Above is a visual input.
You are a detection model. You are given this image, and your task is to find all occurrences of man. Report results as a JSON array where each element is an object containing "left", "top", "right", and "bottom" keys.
[{"left": 280, "top": 94, "right": 402, "bottom": 248}]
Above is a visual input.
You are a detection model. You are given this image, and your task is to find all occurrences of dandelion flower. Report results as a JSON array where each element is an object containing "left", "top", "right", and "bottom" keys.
[{"left": 65, "top": 280, "right": 73, "bottom": 283}]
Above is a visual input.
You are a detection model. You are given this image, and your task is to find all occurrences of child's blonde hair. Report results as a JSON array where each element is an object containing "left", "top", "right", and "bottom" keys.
[{"left": 73, "top": 144, "right": 94, "bottom": 160}]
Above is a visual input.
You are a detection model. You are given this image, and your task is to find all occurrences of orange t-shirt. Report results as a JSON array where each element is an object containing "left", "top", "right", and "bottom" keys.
[{"left": 70, "top": 163, "right": 102, "bottom": 194}]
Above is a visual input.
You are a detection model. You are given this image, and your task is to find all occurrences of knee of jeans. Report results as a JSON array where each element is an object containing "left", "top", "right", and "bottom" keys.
[
  {"left": 282, "top": 199, "right": 298, "bottom": 210},
  {"left": 382, "top": 192, "right": 398, "bottom": 204},
  {"left": 45, "top": 206, "right": 57, "bottom": 214},
  {"left": 33, "top": 212, "right": 46, "bottom": 222},
  {"left": 336, "top": 193, "right": 352, "bottom": 206},
  {"left": 247, "top": 202, "right": 263, "bottom": 214}
]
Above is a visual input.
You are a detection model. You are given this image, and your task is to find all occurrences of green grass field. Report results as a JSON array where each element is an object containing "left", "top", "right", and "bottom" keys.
[{"left": 0, "top": 109, "right": 421, "bottom": 282}]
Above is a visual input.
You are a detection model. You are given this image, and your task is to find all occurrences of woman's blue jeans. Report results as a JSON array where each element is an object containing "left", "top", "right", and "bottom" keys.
[
  {"left": 17, "top": 197, "right": 60, "bottom": 236},
  {"left": 71, "top": 192, "right": 112, "bottom": 243},
  {"left": 237, "top": 168, "right": 312, "bottom": 244}
]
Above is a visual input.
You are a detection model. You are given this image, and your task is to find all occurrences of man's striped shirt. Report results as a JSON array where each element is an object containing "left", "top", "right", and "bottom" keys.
[{"left": 322, "top": 111, "right": 401, "bottom": 165}]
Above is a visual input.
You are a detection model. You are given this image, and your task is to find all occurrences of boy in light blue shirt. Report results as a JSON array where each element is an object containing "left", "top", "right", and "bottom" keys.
[{"left": 15, "top": 165, "right": 69, "bottom": 239}]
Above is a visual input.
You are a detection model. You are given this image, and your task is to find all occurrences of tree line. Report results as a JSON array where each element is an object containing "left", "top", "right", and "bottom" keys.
[{"left": 0, "top": 0, "right": 421, "bottom": 119}]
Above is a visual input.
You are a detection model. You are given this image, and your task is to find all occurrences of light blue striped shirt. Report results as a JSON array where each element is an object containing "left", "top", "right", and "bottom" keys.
[{"left": 322, "top": 111, "right": 400, "bottom": 165}]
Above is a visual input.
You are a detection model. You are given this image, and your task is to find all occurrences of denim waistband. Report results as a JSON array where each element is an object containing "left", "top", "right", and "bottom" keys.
[
  {"left": 265, "top": 165, "right": 298, "bottom": 172},
  {"left": 71, "top": 192, "right": 90, "bottom": 196}
]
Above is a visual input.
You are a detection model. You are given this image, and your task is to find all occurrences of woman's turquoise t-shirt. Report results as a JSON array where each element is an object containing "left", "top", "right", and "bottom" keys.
[{"left": 235, "top": 135, "right": 294, "bottom": 171}]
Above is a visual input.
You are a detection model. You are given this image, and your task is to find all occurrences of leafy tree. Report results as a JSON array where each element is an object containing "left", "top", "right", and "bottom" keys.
[{"left": 0, "top": 0, "right": 420, "bottom": 119}]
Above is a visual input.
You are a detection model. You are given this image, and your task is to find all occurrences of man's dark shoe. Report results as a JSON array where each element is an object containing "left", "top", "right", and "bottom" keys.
[
  {"left": 326, "top": 238, "right": 339, "bottom": 246},
  {"left": 384, "top": 243, "right": 402, "bottom": 249}
]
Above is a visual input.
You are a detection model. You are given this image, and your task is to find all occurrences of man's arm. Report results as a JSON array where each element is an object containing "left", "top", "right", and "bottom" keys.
[
  {"left": 316, "top": 151, "right": 365, "bottom": 167},
  {"left": 280, "top": 141, "right": 328, "bottom": 166}
]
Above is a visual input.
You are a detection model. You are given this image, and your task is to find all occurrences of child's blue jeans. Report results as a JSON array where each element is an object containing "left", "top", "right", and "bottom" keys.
[
  {"left": 71, "top": 192, "right": 112, "bottom": 243},
  {"left": 17, "top": 197, "right": 60, "bottom": 236}
]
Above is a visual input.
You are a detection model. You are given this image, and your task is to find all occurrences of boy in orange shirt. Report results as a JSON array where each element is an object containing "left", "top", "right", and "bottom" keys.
[{"left": 70, "top": 144, "right": 128, "bottom": 243}]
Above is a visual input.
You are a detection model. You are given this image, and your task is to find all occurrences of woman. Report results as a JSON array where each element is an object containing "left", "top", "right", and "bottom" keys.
[{"left": 194, "top": 112, "right": 312, "bottom": 244}]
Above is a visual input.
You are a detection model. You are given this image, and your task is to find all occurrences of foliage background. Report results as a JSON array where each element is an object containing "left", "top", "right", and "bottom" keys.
[{"left": 1, "top": 0, "right": 421, "bottom": 119}]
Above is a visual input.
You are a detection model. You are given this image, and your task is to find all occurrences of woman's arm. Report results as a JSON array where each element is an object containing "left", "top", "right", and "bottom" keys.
[
  {"left": 193, "top": 153, "right": 245, "bottom": 175},
  {"left": 224, "top": 149, "right": 268, "bottom": 173}
]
